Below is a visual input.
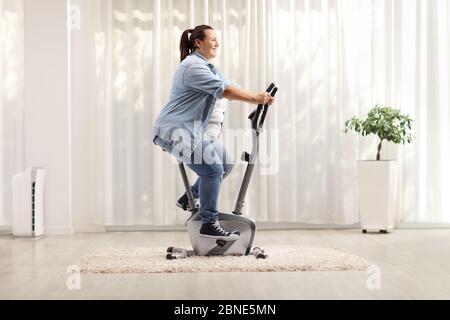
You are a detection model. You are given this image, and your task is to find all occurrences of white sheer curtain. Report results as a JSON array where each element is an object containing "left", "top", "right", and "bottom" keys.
[
  {"left": 0, "top": 0, "right": 23, "bottom": 226},
  {"left": 342, "top": 0, "right": 450, "bottom": 223},
  {"left": 89, "top": 0, "right": 450, "bottom": 226}
]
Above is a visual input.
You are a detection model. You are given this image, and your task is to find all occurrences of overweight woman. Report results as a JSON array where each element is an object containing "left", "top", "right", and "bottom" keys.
[{"left": 153, "top": 25, "right": 275, "bottom": 241}]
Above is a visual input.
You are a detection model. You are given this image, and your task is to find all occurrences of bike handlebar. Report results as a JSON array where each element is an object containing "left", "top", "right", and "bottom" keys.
[{"left": 248, "top": 83, "right": 278, "bottom": 130}]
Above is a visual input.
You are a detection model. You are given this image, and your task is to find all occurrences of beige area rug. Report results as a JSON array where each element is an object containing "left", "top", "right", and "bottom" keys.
[{"left": 79, "top": 245, "right": 370, "bottom": 273}]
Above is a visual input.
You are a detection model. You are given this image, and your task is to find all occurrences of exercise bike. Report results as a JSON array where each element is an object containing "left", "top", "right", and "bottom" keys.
[{"left": 166, "top": 83, "right": 278, "bottom": 260}]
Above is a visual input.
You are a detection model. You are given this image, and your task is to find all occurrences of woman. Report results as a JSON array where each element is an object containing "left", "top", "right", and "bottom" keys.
[{"left": 153, "top": 25, "right": 275, "bottom": 241}]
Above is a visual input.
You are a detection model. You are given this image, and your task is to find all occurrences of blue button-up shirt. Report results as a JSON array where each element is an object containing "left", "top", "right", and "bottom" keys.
[{"left": 153, "top": 51, "right": 232, "bottom": 159}]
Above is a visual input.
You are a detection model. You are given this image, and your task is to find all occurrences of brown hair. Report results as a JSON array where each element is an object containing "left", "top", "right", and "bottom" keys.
[{"left": 179, "top": 25, "right": 214, "bottom": 62}]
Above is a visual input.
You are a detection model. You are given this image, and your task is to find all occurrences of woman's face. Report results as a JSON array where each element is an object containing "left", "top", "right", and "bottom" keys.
[{"left": 195, "top": 29, "right": 219, "bottom": 60}]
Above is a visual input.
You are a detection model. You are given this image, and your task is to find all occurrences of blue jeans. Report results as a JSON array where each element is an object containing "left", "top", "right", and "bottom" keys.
[{"left": 182, "top": 137, "right": 235, "bottom": 223}]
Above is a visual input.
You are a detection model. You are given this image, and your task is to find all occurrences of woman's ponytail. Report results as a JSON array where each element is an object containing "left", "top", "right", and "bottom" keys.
[
  {"left": 179, "top": 29, "right": 193, "bottom": 62},
  {"left": 179, "top": 25, "right": 214, "bottom": 62}
]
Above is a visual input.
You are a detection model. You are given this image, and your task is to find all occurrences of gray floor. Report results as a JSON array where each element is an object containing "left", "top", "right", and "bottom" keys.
[{"left": 1, "top": 229, "right": 450, "bottom": 300}]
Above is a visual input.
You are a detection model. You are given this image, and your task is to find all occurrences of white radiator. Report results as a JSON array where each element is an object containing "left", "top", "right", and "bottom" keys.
[{"left": 12, "top": 167, "right": 47, "bottom": 238}]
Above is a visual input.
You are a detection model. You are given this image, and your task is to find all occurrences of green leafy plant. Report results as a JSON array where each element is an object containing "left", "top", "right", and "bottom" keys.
[{"left": 344, "top": 105, "right": 414, "bottom": 160}]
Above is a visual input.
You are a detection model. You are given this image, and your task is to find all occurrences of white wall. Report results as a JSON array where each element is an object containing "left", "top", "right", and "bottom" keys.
[{"left": 23, "top": 0, "right": 72, "bottom": 234}]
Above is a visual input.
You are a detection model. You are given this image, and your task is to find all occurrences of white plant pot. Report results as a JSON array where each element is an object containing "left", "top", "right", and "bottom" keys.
[{"left": 357, "top": 160, "right": 398, "bottom": 233}]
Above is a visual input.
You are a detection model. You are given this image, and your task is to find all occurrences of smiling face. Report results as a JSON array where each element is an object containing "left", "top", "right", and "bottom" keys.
[{"left": 195, "top": 29, "right": 219, "bottom": 60}]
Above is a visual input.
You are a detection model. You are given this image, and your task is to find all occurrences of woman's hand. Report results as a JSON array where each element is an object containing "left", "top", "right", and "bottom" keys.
[{"left": 254, "top": 92, "right": 275, "bottom": 105}]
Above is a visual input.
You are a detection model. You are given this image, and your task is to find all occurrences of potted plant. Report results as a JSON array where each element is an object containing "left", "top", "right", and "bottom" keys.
[{"left": 344, "top": 105, "right": 413, "bottom": 233}]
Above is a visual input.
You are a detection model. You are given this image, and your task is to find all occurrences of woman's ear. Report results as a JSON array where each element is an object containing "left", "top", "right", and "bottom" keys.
[{"left": 194, "top": 39, "right": 201, "bottom": 49}]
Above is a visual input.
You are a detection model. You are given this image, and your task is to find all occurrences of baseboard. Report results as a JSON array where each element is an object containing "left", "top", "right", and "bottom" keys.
[
  {"left": 44, "top": 226, "right": 74, "bottom": 235},
  {"left": 0, "top": 225, "right": 12, "bottom": 236},
  {"left": 73, "top": 225, "right": 106, "bottom": 233},
  {"left": 258, "top": 222, "right": 450, "bottom": 230},
  {"left": 105, "top": 222, "right": 450, "bottom": 232},
  {"left": 3, "top": 222, "right": 449, "bottom": 235},
  {"left": 397, "top": 222, "right": 450, "bottom": 229},
  {"left": 0, "top": 225, "right": 75, "bottom": 236},
  {"left": 256, "top": 222, "right": 361, "bottom": 230},
  {"left": 106, "top": 222, "right": 362, "bottom": 232},
  {"left": 106, "top": 225, "right": 186, "bottom": 232}
]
